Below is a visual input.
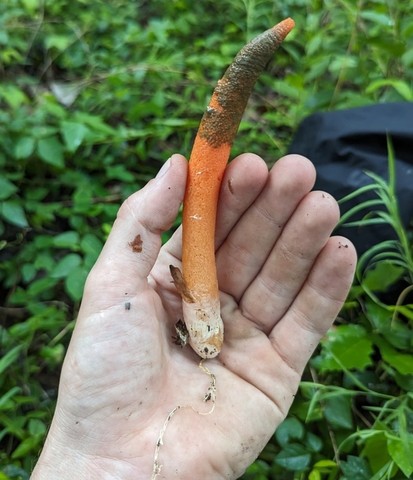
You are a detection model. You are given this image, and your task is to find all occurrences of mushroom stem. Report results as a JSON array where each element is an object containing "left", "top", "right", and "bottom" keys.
[{"left": 176, "top": 18, "right": 295, "bottom": 359}]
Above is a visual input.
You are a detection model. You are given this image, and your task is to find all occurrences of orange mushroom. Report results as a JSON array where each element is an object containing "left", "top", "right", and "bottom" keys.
[{"left": 171, "top": 18, "right": 295, "bottom": 359}]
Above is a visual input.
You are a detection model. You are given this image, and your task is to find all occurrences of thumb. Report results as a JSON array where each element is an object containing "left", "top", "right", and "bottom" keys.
[{"left": 81, "top": 154, "right": 187, "bottom": 311}]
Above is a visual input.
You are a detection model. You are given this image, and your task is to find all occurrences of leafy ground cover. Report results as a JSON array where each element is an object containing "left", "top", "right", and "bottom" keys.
[{"left": 1, "top": 0, "right": 412, "bottom": 478}]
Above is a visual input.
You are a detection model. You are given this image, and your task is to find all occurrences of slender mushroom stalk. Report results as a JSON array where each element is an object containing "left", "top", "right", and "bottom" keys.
[{"left": 171, "top": 18, "right": 295, "bottom": 359}]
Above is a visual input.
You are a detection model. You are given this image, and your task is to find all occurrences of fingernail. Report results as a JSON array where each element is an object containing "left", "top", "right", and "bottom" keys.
[{"left": 156, "top": 158, "right": 172, "bottom": 179}]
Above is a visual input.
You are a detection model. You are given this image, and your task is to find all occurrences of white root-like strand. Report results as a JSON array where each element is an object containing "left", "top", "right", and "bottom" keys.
[{"left": 151, "top": 360, "right": 216, "bottom": 479}]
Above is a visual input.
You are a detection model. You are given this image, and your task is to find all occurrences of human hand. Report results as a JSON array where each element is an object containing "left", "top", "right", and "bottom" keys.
[{"left": 31, "top": 153, "right": 356, "bottom": 480}]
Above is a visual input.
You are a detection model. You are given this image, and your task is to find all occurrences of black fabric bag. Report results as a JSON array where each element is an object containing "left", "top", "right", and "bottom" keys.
[{"left": 288, "top": 102, "right": 413, "bottom": 255}]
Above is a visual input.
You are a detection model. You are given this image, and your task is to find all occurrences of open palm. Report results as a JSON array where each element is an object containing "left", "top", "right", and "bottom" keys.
[{"left": 32, "top": 153, "right": 356, "bottom": 480}]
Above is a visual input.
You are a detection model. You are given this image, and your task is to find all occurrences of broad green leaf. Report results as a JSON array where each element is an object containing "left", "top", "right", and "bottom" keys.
[
  {"left": 387, "top": 436, "right": 413, "bottom": 478},
  {"left": 53, "top": 231, "right": 80, "bottom": 248},
  {"left": 21, "top": 0, "right": 39, "bottom": 11},
  {"left": 27, "top": 277, "right": 58, "bottom": 297},
  {"left": 324, "top": 395, "right": 353, "bottom": 429},
  {"left": 28, "top": 419, "right": 46, "bottom": 436},
  {"left": 61, "top": 121, "right": 89, "bottom": 152},
  {"left": 0, "top": 178, "right": 17, "bottom": 200},
  {"left": 65, "top": 265, "right": 88, "bottom": 301},
  {"left": 340, "top": 455, "right": 371, "bottom": 479},
  {"left": 0, "top": 201, "right": 28, "bottom": 227},
  {"left": 21, "top": 263, "right": 36, "bottom": 283},
  {"left": 81, "top": 233, "right": 103, "bottom": 255},
  {"left": 45, "top": 34, "right": 72, "bottom": 52},
  {"left": 275, "top": 443, "right": 311, "bottom": 471},
  {"left": 362, "top": 431, "right": 389, "bottom": 473},
  {"left": 81, "top": 233, "right": 103, "bottom": 267},
  {"left": 106, "top": 165, "right": 135, "bottom": 182},
  {"left": 275, "top": 417, "right": 305, "bottom": 446},
  {"left": 37, "top": 136, "right": 64, "bottom": 168},
  {"left": 309, "top": 471, "right": 321, "bottom": 480},
  {"left": 0, "top": 345, "right": 23, "bottom": 375},
  {"left": 11, "top": 435, "right": 42, "bottom": 459},
  {"left": 365, "top": 300, "right": 410, "bottom": 350},
  {"left": 366, "top": 79, "right": 413, "bottom": 101},
  {"left": 0, "top": 465, "right": 29, "bottom": 480},
  {"left": 360, "top": 11, "right": 393, "bottom": 26},
  {"left": 317, "top": 325, "right": 373, "bottom": 371},
  {"left": 51, "top": 254, "right": 82, "bottom": 278},
  {"left": 362, "top": 260, "right": 404, "bottom": 292},
  {"left": 14, "top": 137, "right": 35, "bottom": 160},
  {"left": 374, "top": 337, "right": 413, "bottom": 375},
  {"left": 305, "top": 432, "right": 323, "bottom": 453},
  {"left": 0, "top": 85, "right": 28, "bottom": 108},
  {"left": 309, "top": 459, "right": 338, "bottom": 480},
  {"left": 73, "top": 112, "right": 117, "bottom": 136}
]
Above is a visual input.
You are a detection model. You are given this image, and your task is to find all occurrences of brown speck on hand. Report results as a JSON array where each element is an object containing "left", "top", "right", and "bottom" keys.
[
  {"left": 125, "top": 302, "right": 131, "bottom": 310},
  {"left": 129, "top": 234, "right": 143, "bottom": 253},
  {"left": 338, "top": 241, "right": 349, "bottom": 249}
]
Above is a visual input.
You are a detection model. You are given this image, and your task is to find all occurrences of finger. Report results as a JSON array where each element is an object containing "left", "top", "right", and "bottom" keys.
[
  {"left": 269, "top": 236, "right": 357, "bottom": 375},
  {"left": 240, "top": 189, "right": 340, "bottom": 332},
  {"left": 153, "top": 153, "right": 269, "bottom": 277},
  {"left": 216, "top": 154, "right": 316, "bottom": 300},
  {"left": 82, "top": 154, "right": 187, "bottom": 309},
  {"left": 215, "top": 153, "right": 269, "bottom": 247}
]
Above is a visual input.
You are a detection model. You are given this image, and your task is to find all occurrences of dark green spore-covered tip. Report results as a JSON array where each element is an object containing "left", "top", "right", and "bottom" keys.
[{"left": 199, "top": 18, "right": 295, "bottom": 147}]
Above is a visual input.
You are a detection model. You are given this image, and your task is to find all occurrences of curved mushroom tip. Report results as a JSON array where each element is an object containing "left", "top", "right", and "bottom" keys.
[
  {"left": 273, "top": 17, "right": 295, "bottom": 40},
  {"left": 182, "top": 298, "right": 224, "bottom": 359}
]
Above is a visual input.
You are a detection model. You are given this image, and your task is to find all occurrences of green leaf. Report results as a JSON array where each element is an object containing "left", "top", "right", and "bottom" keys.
[
  {"left": 14, "top": 136, "right": 35, "bottom": 159},
  {"left": 27, "top": 277, "right": 58, "bottom": 297},
  {"left": 366, "top": 79, "right": 413, "bottom": 101},
  {"left": 324, "top": 395, "right": 353, "bottom": 430},
  {"left": 275, "top": 443, "right": 312, "bottom": 471},
  {"left": 53, "top": 231, "right": 80, "bottom": 248},
  {"left": 374, "top": 337, "right": 413, "bottom": 375},
  {"left": 0, "top": 178, "right": 17, "bottom": 200},
  {"left": 65, "top": 265, "right": 88, "bottom": 301},
  {"left": 61, "top": 121, "right": 89, "bottom": 152},
  {"left": 340, "top": 455, "right": 372, "bottom": 479},
  {"left": 81, "top": 233, "right": 103, "bottom": 267},
  {"left": 0, "top": 85, "right": 28, "bottom": 108},
  {"left": 362, "top": 431, "right": 389, "bottom": 473},
  {"left": 37, "top": 136, "right": 64, "bottom": 168},
  {"left": 305, "top": 432, "right": 323, "bottom": 453},
  {"left": 317, "top": 325, "right": 373, "bottom": 371},
  {"left": 0, "top": 465, "right": 29, "bottom": 480},
  {"left": 360, "top": 11, "right": 393, "bottom": 26},
  {"left": 80, "top": 233, "right": 103, "bottom": 255},
  {"left": 387, "top": 435, "right": 413, "bottom": 478},
  {"left": 365, "top": 300, "right": 410, "bottom": 350},
  {"left": 106, "top": 165, "right": 135, "bottom": 182},
  {"left": 28, "top": 418, "right": 46, "bottom": 436},
  {"left": 45, "top": 34, "right": 73, "bottom": 52},
  {"left": 51, "top": 254, "right": 82, "bottom": 278},
  {"left": 0, "top": 345, "right": 23, "bottom": 376},
  {"left": 11, "top": 435, "right": 42, "bottom": 459},
  {"left": 0, "top": 387, "right": 21, "bottom": 410},
  {"left": 0, "top": 201, "right": 29, "bottom": 227},
  {"left": 362, "top": 260, "right": 404, "bottom": 292},
  {"left": 275, "top": 417, "right": 305, "bottom": 447}
]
